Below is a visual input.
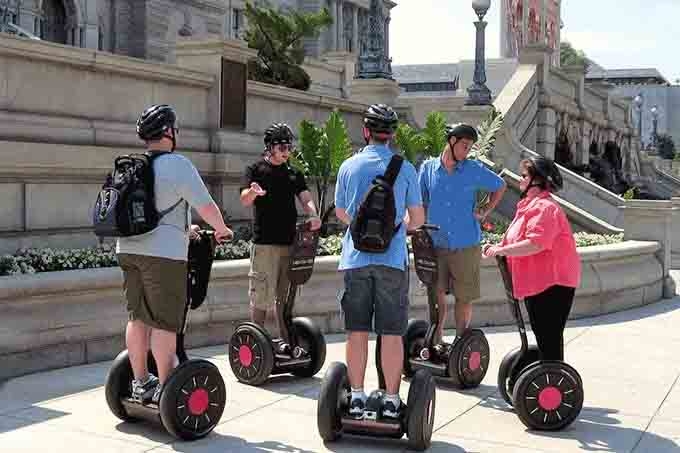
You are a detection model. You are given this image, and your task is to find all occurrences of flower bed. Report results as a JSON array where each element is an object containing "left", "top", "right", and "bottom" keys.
[{"left": 0, "top": 226, "right": 624, "bottom": 276}]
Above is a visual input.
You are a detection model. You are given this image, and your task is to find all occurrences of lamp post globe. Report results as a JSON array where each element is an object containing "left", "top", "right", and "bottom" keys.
[{"left": 472, "top": 0, "right": 491, "bottom": 19}]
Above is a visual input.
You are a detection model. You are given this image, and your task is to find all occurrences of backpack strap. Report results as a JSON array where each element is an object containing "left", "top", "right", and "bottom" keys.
[
  {"left": 146, "top": 151, "right": 188, "bottom": 231},
  {"left": 383, "top": 154, "right": 404, "bottom": 186}
]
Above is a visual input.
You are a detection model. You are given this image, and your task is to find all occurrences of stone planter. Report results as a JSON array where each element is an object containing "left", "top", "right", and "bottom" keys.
[{"left": 0, "top": 241, "right": 664, "bottom": 380}]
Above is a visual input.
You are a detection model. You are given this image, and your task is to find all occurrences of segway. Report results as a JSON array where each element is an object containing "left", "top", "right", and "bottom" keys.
[
  {"left": 400, "top": 224, "right": 490, "bottom": 388},
  {"left": 105, "top": 230, "right": 227, "bottom": 440},
  {"left": 495, "top": 256, "right": 584, "bottom": 430},
  {"left": 229, "top": 221, "right": 326, "bottom": 386},
  {"left": 318, "top": 361, "right": 436, "bottom": 451}
]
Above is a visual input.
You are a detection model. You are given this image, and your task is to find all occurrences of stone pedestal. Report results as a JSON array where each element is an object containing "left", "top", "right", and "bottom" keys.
[
  {"left": 349, "top": 77, "right": 400, "bottom": 107},
  {"left": 323, "top": 51, "right": 357, "bottom": 98},
  {"left": 175, "top": 38, "right": 256, "bottom": 134},
  {"left": 673, "top": 197, "right": 680, "bottom": 270},
  {"left": 620, "top": 199, "right": 678, "bottom": 297}
]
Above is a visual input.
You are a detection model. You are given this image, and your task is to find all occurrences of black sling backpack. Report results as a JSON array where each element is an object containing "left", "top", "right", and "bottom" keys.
[
  {"left": 92, "top": 152, "right": 183, "bottom": 238},
  {"left": 350, "top": 154, "right": 404, "bottom": 253}
]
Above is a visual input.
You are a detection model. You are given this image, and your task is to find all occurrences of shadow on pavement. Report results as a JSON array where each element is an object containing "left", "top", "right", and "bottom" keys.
[
  {"left": 117, "top": 422, "right": 319, "bottom": 453},
  {"left": 542, "top": 407, "right": 679, "bottom": 452},
  {"left": 321, "top": 435, "right": 464, "bottom": 452}
]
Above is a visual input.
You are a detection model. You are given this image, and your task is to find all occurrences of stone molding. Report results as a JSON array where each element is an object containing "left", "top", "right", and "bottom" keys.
[{"left": 0, "top": 34, "right": 213, "bottom": 87}]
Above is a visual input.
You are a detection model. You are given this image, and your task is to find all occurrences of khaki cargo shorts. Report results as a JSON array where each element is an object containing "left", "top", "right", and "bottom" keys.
[
  {"left": 248, "top": 244, "right": 291, "bottom": 310},
  {"left": 436, "top": 245, "right": 481, "bottom": 304},
  {"left": 117, "top": 253, "right": 188, "bottom": 333}
]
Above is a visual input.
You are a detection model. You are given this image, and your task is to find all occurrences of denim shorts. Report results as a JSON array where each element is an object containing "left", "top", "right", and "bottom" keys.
[{"left": 338, "top": 265, "right": 409, "bottom": 336}]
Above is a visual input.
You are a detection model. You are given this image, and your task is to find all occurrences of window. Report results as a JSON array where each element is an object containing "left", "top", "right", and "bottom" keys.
[
  {"left": 98, "top": 26, "right": 104, "bottom": 50},
  {"left": 232, "top": 9, "right": 241, "bottom": 39},
  {"left": 79, "top": 27, "right": 84, "bottom": 47}
]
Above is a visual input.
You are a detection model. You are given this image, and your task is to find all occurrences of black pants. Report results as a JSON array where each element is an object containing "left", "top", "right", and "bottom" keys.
[{"left": 524, "top": 285, "right": 575, "bottom": 361}]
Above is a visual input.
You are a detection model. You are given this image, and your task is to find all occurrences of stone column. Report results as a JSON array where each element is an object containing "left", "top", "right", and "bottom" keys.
[
  {"left": 352, "top": 5, "right": 359, "bottom": 54},
  {"left": 385, "top": 16, "right": 390, "bottom": 59},
  {"left": 540, "top": 0, "right": 547, "bottom": 44},
  {"left": 336, "top": 0, "right": 344, "bottom": 51},
  {"left": 620, "top": 199, "right": 678, "bottom": 298},
  {"left": 522, "top": 0, "right": 529, "bottom": 46},
  {"left": 673, "top": 197, "right": 680, "bottom": 270},
  {"left": 329, "top": 0, "right": 337, "bottom": 51}
]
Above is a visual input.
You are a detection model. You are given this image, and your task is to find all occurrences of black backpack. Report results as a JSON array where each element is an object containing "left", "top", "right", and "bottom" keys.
[
  {"left": 93, "top": 152, "right": 182, "bottom": 237},
  {"left": 350, "top": 154, "right": 404, "bottom": 253}
]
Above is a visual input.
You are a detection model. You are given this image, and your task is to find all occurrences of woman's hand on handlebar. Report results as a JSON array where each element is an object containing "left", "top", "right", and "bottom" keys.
[
  {"left": 215, "top": 227, "right": 234, "bottom": 243},
  {"left": 306, "top": 215, "right": 322, "bottom": 231},
  {"left": 482, "top": 243, "right": 502, "bottom": 258}
]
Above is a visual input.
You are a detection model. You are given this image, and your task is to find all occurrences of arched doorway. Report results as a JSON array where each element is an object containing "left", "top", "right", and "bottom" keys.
[{"left": 41, "top": 0, "right": 67, "bottom": 44}]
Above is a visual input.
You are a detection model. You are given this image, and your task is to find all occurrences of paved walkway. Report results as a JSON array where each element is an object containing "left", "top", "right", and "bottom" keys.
[{"left": 2, "top": 271, "right": 679, "bottom": 452}]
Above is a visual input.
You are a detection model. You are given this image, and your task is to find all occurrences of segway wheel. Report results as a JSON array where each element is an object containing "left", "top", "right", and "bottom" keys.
[
  {"left": 104, "top": 350, "right": 160, "bottom": 422},
  {"left": 497, "top": 346, "right": 540, "bottom": 406},
  {"left": 228, "top": 323, "right": 275, "bottom": 386},
  {"left": 317, "top": 362, "right": 349, "bottom": 442},
  {"left": 290, "top": 317, "right": 327, "bottom": 378},
  {"left": 105, "top": 350, "right": 136, "bottom": 422},
  {"left": 403, "top": 319, "right": 429, "bottom": 377},
  {"left": 512, "top": 361, "right": 583, "bottom": 431},
  {"left": 406, "top": 369, "right": 436, "bottom": 451},
  {"left": 448, "top": 329, "right": 490, "bottom": 389},
  {"left": 159, "top": 359, "right": 227, "bottom": 440}
]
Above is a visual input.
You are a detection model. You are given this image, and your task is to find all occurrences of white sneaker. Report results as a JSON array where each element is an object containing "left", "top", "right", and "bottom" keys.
[{"left": 131, "top": 374, "right": 159, "bottom": 403}]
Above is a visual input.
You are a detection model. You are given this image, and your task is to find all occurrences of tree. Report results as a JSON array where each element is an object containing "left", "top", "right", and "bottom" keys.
[
  {"left": 469, "top": 108, "right": 504, "bottom": 160},
  {"left": 657, "top": 134, "right": 676, "bottom": 160},
  {"left": 289, "top": 110, "right": 353, "bottom": 234},
  {"left": 244, "top": 2, "right": 333, "bottom": 91},
  {"left": 560, "top": 41, "right": 590, "bottom": 70}
]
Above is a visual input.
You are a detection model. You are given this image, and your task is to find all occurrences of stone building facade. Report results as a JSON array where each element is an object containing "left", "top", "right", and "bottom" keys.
[{"left": 0, "top": 0, "right": 394, "bottom": 64}]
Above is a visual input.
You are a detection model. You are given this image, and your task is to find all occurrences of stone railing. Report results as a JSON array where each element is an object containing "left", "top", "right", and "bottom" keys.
[
  {"left": 492, "top": 59, "right": 627, "bottom": 228},
  {"left": 0, "top": 240, "right": 665, "bottom": 380}
]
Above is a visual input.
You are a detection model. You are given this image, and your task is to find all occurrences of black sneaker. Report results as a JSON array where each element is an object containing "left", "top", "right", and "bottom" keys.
[
  {"left": 382, "top": 400, "right": 401, "bottom": 419},
  {"left": 349, "top": 397, "right": 365, "bottom": 417}
]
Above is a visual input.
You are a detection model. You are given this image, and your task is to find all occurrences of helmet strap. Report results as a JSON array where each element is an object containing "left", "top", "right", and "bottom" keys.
[{"left": 448, "top": 138, "right": 461, "bottom": 164}]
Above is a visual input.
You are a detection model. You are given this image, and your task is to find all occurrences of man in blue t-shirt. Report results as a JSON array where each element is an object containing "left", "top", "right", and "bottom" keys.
[
  {"left": 335, "top": 104, "right": 424, "bottom": 420},
  {"left": 418, "top": 124, "right": 506, "bottom": 352}
]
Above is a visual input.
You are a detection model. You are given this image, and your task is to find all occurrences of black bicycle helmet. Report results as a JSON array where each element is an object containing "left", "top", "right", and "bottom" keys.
[
  {"left": 363, "top": 104, "right": 399, "bottom": 134},
  {"left": 446, "top": 123, "right": 479, "bottom": 142},
  {"left": 136, "top": 104, "right": 177, "bottom": 141},
  {"left": 528, "top": 155, "right": 563, "bottom": 191},
  {"left": 264, "top": 123, "right": 295, "bottom": 148}
]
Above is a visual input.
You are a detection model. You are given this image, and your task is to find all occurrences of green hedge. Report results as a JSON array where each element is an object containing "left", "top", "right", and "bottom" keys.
[{"left": 0, "top": 230, "right": 624, "bottom": 277}]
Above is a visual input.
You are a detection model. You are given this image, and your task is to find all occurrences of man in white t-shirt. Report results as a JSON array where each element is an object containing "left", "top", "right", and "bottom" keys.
[{"left": 116, "top": 104, "right": 233, "bottom": 404}]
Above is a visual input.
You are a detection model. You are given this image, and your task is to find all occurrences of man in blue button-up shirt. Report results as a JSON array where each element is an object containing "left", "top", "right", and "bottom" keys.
[
  {"left": 335, "top": 104, "right": 424, "bottom": 420},
  {"left": 418, "top": 124, "right": 506, "bottom": 350}
]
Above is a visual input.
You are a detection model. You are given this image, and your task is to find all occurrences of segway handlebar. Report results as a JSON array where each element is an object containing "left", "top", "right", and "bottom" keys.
[{"left": 407, "top": 223, "right": 440, "bottom": 235}]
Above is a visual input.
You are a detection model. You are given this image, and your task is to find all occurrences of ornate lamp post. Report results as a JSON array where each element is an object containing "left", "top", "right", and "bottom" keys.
[
  {"left": 651, "top": 105, "right": 659, "bottom": 149},
  {"left": 633, "top": 93, "right": 643, "bottom": 147},
  {"left": 465, "top": 0, "right": 492, "bottom": 105}
]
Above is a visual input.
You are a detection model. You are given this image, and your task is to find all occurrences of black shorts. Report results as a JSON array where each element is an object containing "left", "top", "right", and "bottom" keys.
[{"left": 338, "top": 265, "right": 409, "bottom": 336}]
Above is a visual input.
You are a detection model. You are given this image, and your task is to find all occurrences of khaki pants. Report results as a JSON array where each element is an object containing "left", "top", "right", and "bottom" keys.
[
  {"left": 117, "top": 253, "right": 188, "bottom": 333},
  {"left": 436, "top": 245, "right": 481, "bottom": 303},
  {"left": 248, "top": 244, "right": 291, "bottom": 310}
]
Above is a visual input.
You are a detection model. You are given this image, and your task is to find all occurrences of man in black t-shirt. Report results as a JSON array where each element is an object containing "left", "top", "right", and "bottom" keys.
[{"left": 240, "top": 123, "right": 321, "bottom": 352}]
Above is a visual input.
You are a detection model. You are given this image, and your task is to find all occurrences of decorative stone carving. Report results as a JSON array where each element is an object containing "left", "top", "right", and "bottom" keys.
[
  {"left": 356, "top": 0, "right": 392, "bottom": 79},
  {"left": 178, "top": 9, "right": 193, "bottom": 37}
]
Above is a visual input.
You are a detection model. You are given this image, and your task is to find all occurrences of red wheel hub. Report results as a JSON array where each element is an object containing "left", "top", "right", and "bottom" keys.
[
  {"left": 538, "top": 386, "right": 562, "bottom": 411},
  {"left": 239, "top": 345, "right": 253, "bottom": 367},
  {"left": 468, "top": 351, "right": 481, "bottom": 371},
  {"left": 187, "top": 388, "right": 210, "bottom": 415}
]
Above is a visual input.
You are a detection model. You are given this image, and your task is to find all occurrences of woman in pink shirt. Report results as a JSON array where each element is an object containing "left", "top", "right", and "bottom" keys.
[{"left": 483, "top": 156, "right": 581, "bottom": 361}]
